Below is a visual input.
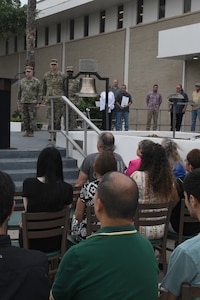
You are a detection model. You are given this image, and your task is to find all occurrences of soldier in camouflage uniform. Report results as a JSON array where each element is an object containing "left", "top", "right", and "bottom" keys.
[
  {"left": 42, "top": 58, "right": 65, "bottom": 140},
  {"left": 18, "top": 66, "right": 41, "bottom": 137},
  {"left": 66, "top": 66, "right": 80, "bottom": 130}
]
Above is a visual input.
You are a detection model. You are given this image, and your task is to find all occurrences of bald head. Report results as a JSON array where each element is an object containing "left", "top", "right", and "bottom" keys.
[{"left": 96, "top": 172, "right": 138, "bottom": 220}]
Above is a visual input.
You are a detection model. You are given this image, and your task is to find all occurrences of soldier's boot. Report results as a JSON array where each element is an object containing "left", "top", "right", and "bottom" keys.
[
  {"left": 48, "top": 133, "right": 53, "bottom": 141},
  {"left": 28, "top": 130, "right": 34, "bottom": 137},
  {"left": 23, "top": 131, "right": 29, "bottom": 137}
]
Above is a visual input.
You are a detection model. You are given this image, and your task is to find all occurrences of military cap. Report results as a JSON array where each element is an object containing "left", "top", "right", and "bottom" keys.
[
  {"left": 66, "top": 66, "right": 74, "bottom": 72},
  {"left": 195, "top": 82, "right": 200, "bottom": 87},
  {"left": 25, "top": 66, "right": 33, "bottom": 72},
  {"left": 50, "top": 58, "right": 58, "bottom": 65}
]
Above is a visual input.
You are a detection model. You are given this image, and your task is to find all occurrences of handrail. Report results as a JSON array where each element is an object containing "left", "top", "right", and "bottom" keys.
[{"left": 48, "top": 96, "right": 101, "bottom": 158}]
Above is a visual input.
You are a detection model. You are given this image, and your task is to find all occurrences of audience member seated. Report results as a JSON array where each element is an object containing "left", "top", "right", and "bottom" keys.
[
  {"left": 161, "top": 169, "right": 200, "bottom": 299},
  {"left": 131, "top": 141, "right": 178, "bottom": 240},
  {"left": 169, "top": 148, "right": 200, "bottom": 235},
  {"left": 161, "top": 138, "right": 186, "bottom": 179},
  {"left": 19, "top": 146, "right": 73, "bottom": 252},
  {"left": 0, "top": 171, "right": 49, "bottom": 300},
  {"left": 50, "top": 172, "right": 158, "bottom": 300},
  {"left": 125, "top": 139, "right": 152, "bottom": 176},
  {"left": 75, "top": 132, "right": 126, "bottom": 187},
  {"left": 72, "top": 151, "right": 117, "bottom": 241}
]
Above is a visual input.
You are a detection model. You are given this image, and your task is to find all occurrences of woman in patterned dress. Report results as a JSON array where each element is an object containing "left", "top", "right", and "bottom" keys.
[{"left": 72, "top": 151, "right": 117, "bottom": 241}]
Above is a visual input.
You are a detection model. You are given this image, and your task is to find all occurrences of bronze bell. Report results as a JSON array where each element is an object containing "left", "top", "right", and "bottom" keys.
[{"left": 75, "top": 76, "right": 99, "bottom": 98}]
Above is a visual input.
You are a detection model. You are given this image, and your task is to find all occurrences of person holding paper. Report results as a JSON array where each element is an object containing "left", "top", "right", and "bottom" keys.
[{"left": 115, "top": 84, "right": 132, "bottom": 131}]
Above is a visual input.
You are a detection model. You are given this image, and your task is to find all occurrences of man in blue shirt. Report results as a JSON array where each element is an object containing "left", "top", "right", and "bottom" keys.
[{"left": 161, "top": 168, "right": 200, "bottom": 299}]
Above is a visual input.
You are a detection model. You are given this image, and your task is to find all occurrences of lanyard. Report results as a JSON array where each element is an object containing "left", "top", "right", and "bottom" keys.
[{"left": 87, "top": 230, "right": 137, "bottom": 239}]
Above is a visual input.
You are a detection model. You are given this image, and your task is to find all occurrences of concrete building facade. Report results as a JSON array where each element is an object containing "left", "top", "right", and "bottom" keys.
[{"left": 1, "top": 0, "right": 200, "bottom": 131}]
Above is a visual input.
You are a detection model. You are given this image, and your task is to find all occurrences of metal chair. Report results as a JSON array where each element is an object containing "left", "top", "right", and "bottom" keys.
[
  {"left": 167, "top": 198, "right": 199, "bottom": 250},
  {"left": 22, "top": 206, "right": 70, "bottom": 283},
  {"left": 134, "top": 201, "right": 172, "bottom": 275}
]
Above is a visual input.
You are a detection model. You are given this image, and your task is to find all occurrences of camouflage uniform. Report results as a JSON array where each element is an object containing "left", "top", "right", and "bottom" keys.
[
  {"left": 43, "top": 71, "right": 65, "bottom": 130},
  {"left": 67, "top": 78, "right": 80, "bottom": 130},
  {"left": 18, "top": 76, "right": 41, "bottom": 134}
]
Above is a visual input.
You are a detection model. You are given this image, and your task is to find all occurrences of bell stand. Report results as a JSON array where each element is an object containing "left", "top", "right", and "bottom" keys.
[{"left": 66, "top": 71, "right": 109, "bottom": 130}]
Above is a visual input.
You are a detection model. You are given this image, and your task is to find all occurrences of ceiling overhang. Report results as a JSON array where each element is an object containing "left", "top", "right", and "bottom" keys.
[{"left": 157, "top": 23, "right": 200, "bottom": 61}]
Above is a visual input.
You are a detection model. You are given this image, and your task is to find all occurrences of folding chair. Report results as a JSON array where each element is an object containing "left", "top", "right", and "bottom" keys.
[
  {"left": 181, "top": 283, "right": 200, "bottom": 300},
  {"left": 86, "top": 205, "right": 100, "bottom": 236},
  {"left": 22, "top": 206, "right": 70, "bottom": 283},
  {"left": 167, "top": 198, "right": 199, "bottom": 251},
  {"left": 134, "top": 201, "right": 172, "bottom": 275}
]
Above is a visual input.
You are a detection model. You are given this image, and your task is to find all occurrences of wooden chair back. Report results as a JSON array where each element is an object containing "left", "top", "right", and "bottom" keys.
[
  {"left": 22, "top": 206, "right": 69, "bottom": 257},
  {"left": 181, "top": 283, "right": 200, "bottom": 300},
  {"left": 178, "top": 198, "right": 199, "bottom": 245},
  {"left": 86, "top": 205, "right": 100, "bottom": 236},
  {"left": 14, "top": 191, "right": 24, "bottom": 211},
  {"left": 134, "top": 201, "right": 172, "bottom": 275},
  {"left": 72, "top": 186, "right": 81, "bottom": 209}
]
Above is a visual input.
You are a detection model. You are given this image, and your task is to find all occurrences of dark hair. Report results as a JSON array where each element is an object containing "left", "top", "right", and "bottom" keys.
[
  {"left": 183, "top": 168, "right": 200, "bottom": 203},
  {"left": 186, "top": 149, "right": 200, "bottom": 169},
  {"left": 0, "top": 171, "right": 15, "bottom": 226},
  {"left": 94, "top": 151, "right": 117, "bottom": 176},
  {"left": 139, "top": 142, "right": 174, "bottom": 202},
  {"left": 37, "top": 146, "right": 64, "bottom": 180},
  {"left": 36, "top": 146, "right": 65, "bottom": 209},
  {"left": 98, "top": 132, "right": 115, "bottom": 152},
  {"left": 97, "top": 172, "right": 138, "bottom": 220}
]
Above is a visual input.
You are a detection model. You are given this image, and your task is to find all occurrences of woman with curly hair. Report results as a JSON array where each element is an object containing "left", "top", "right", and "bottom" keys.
[{"left": 131, "top": 141, "right": 178, "bottom": 240}]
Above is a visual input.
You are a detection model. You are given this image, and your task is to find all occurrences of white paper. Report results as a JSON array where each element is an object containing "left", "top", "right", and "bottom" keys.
[{"left": 121, "top": 96, "right": 129, "bottom": 106}]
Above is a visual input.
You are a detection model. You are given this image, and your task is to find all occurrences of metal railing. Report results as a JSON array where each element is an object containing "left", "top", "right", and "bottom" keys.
[{"left": 49, "top": 96, "right": 101, "bottom": 158}]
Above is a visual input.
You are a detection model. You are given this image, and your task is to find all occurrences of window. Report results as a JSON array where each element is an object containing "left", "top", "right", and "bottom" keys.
[
  {"left": 84, "top": 15, "right": 89, "bottom": 37},
  {"left": 184, "top": 0, "right": 191, "bottom": 13},
  {"left": 5, "top": 39, "right": 9, "bottom": 54},
  {"left": 117, "top": 5, "right": 124, "bottom": 29},
  {"left": 100, "top": 10, "right": 106, "bottom": 33},
  {"left": 137, "top": 0, "right": 143, "bottom": 24},
  {"left": 70, "top": 19, "right": 74, "bottom": 40},
  {"left": 57, "top": 23, "right": 61, "bottom": 43},
  {"left": 159, "top": 0, "right": 165, "bottom": 19},
  {"left": 14, "top": 36, "right": 18, "bottom": 52},
  {"left": 45, "top": 27, "right": 49, "bottom": 46}
]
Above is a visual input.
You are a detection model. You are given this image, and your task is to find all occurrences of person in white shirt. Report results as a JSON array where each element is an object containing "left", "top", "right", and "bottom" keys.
[{"left": 99, "top": 86, "right": 115, "bottom": 130}]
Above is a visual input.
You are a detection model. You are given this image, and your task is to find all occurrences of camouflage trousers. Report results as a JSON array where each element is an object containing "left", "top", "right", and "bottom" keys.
[
  {"left": 21, "top": 103, "right": 37, "bottom": 132},
  {"left": 47, "top": 101, "right": 64, "bottom": 130}
]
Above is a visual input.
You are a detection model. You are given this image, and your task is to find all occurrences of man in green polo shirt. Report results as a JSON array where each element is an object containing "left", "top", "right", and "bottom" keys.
[{"left": 51, "top": 172, "right": 158, "bottom": 300}]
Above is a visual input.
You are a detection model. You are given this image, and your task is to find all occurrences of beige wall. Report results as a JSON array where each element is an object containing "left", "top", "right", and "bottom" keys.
[{"left": 128, "top": 12, "right": 200, "bottom": 130}]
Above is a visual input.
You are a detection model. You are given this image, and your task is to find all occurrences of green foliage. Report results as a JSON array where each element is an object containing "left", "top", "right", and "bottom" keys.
[
  {"left": 0, "top": 0, "right": 27, "bottom": 37},
  {"left": 79, "top": 97, "right": 97, "bottom": 112}
]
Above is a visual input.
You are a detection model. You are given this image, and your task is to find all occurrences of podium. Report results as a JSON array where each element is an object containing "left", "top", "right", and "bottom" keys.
[
  {"left": 0, "top": 78, "right": 14, "bottom": 149},
  {"left": 168, "top": 93, "right": 185, "bottom": 139}
]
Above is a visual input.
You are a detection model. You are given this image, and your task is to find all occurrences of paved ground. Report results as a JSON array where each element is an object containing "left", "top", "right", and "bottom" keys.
[{"left": 10, "top": 130, "right": 56, "bottom": 151}]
